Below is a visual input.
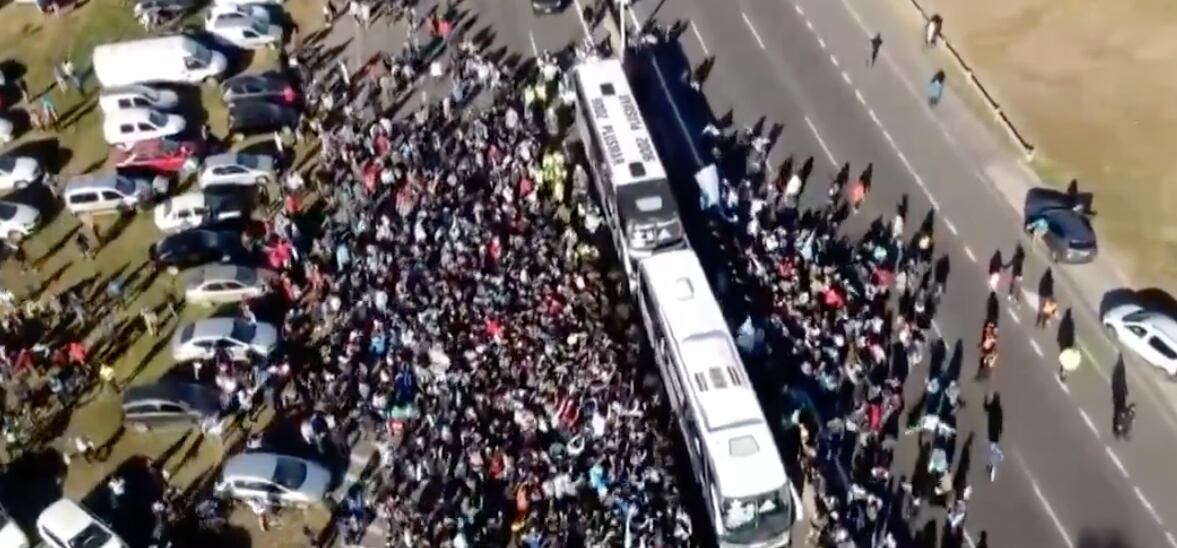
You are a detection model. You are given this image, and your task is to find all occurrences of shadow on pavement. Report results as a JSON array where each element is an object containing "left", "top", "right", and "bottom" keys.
[
  {"left": 81, "top": 455, "right": 167, "bottom": 547},
  {"left": 0, "top": 447, "right": 66, "bottom": 536}
]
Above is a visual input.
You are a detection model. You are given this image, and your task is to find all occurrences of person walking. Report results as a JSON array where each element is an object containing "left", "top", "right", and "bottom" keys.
[
  {"left": 108, "top": 475, "right": 127, "bottom": 509},
  {"left": 985, "top": 440, "right": 1003, "bottom": 481},
  {"left": 868, "top": 33, "right": 883, "bottom": 67},
  {"left": 925, "top": 15, "right": 942, "bottom": 47},
  {"left": 927, "top": 71, "right": 945, "bottom": 107},
  {"left": 1037, "top": 295, "right": 1059, "bottom": 328}
]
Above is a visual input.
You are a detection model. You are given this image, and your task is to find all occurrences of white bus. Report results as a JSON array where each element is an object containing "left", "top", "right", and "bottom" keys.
[
  {"left": 637, "top": 249, "right": 801, "bottom": 547},
  {"left": 569, "top": 57, "right": 686, "bottom": 286}
]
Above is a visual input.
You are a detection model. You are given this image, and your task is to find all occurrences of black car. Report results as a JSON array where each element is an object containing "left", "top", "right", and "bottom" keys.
[
  {"left": 220, "top": 71, "right": 298, "bottom": 105},
  {"left": 531, "top": 0, "right": 567, "bottom": 14},
  {"left": 1024, "top": 188, "right": 1098, "bottom": 264},
  {"left": 122, "top": 380, "right": 224, "bottom": 433},
  {"left": 149, "top": 227, "right": 246, "bottom": 271},
  {"left": 227, "top": 101, "right": 299, "bottom": 141}
]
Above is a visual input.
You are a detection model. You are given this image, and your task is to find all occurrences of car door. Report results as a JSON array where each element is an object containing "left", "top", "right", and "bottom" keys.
[
  {"left": 67, "top": 191, "right": 100, "bottom": 212},
  {"left": 199, "top": 281, "right": 226, "bottom": 302},
  {"left": 100, "top": 190, "right": 126, "bottom": 209},
  {"left": 221, "top": 279, "right": 247, "bottom": 301}
]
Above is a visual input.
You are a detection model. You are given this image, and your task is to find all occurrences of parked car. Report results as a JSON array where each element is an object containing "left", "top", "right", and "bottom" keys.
[
  {"left": 220, "top": 71, "right": 297, "bottom": 104},
  {"left": 99, "top": 85, "right": 181, "bottom": 114},
  {"left": 0, "top": 155, "right": 43, "bottom": 190},
  {"left": 112, "top": 137, "right": 203, "bottom": 174},
  {"left": 216, "top": 453, "right": 331, "bottom": 505},
  {"left": 35, "top": 499, "right": 126, "bottom": 548},
  {"left": 62, "top": 174, "right": 156, "bottom": 215},
  {"left": 206, "top": 3, "right": 272, "bottom": 26},
  {"left": 0, "top": 503, "right": 29, "bottom": 548},
  {"left": 148, "top": 227, "right": 246, "bottom": 271},
  {"left": 93, "top": 36, "right": 229, "bottom": 87},
  {"left": 184, "top": 265, "right": 274, "bottom": 305},
  {"left": 1103, "top": 303, "right": 1177, "bottom": 376},
  {"left": 171, "top": 317, "right": 279, "bottom": 362},
  {"left": 133, "top": 0, "right": 200, "bottom": 22},
  {"left": 0, "top": 201, "right": 41, "bottom": 242},
  {"left": 153, "top": 191, "right": 250, "bottom": 233},
  {"left": 0, "top": 116, "right": 13, "bottom": 144},
  {"left": 103, "top": 108, "right": 187, "bottom": 147},
  {"left": 122, "top": 380, "right": 225, "bottom": 433},
  {"left": 199, "top": 152, "right": 275, "bottom": 190},
  {"left": 1024, "top": 188, "right": 1098, "bottom": 264},
  {"left": 227, "top": 101, "right": 298, "bottom": 140},
  {"left": 206, "top": 17, "right": 283, "bottom": 50}
]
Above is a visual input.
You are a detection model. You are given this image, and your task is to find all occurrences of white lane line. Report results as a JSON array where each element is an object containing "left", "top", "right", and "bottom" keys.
[
  {"left": 837, "top": 0, "right": 871, "bottom": 34},
  {"left": 570, "top": 0, "right": 594, "bottom": 42},
  {"left": 1009, "top": 312, "right": 1021, "bottom": 324},
  {"left": 944, "top": 218, "right": 958, "bottom": 235},
  {"left": 1029, "top": 474, "right": 1077, "bottom": 548},
  {"left": 1079, "top": 409, "right": 1098, "bottom": 435},
  {"left": 964, "top": 531, "right": 977, "bottom": 548},
  {"left": 932, "top": 320, "right": 944, "bottom": 338},
  {"left": 963, "top": 246, "right": 976, "bottom": 262},
  {"left": 1029, "top": 339, "right": 1044, "bottom": 357},
  {"left": 808, "top": 20, "right": 816, "bottom": 32},
  {"left": 841, "top": 71, "right": 851, "bottom": 84},
  {"left": 1166, "top": 531, "right": 1177, "bottom": 548},
  {"left": 868, "top": 109, "right": 881, "bottom": 126},
  {"left": 1105, "top": 446, "right": 1128, "bottom": 478},
  {"left": 881, "top": 129, "right": 896, "bottom": 147},
  {"left": 795, "top": 3, "right": 803, "bottom": 15},
  {"left": 817, "top": 35, "right": 826, "bottom": 49},
  {"left": 528, "top": 31, "right": 539, "bottom": 57},
  {"left": 690, "top": 22, "right": 711, "bottom": 56},
  {"left": 830, "top": 53, "right": 839, "bottom": 67},
  {"left": 742, "top": 12, "right": 767, "bottom": 50},
  {"left": 1135, "top": 486, "right": 1163, "bottom": 524},
  {"left": 804, "top": 116, "right": 837, "bottom": 166},
  {"left": 854, "top": 89, "right": 866, "bottom": 104}
]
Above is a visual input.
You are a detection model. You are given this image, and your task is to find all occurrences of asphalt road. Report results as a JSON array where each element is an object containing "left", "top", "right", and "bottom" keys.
[{"left": 320, "top": 1, "right": 1177, "bottom": 547}]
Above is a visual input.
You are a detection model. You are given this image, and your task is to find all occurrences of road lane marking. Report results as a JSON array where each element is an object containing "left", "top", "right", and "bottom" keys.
[
  {"left": 1166, "top": 531, "right": 1177, "bottom": 548},
  {"left": 836, "top": 0, "right": 871, "bottom": 35},
  {"left": 1105, "top": 446, "right": 1128, "bottom": 478},
  {"left": 963, "top": 246, "right": 976, "bottom": 262},
  {"left": 841, "top": 71, "right": 851, "bottom": 84},
  {"left": 1016, "top": 451, "right": 1077, "bottom": 548},
  {"left": 808, "top": 20, "right": 816, "bottom": 32},
  {"left": 817, "top": 36, "right": 826, "bottom": 49},
  {"left": 868, "top": 109, "right": 881, "bottom": 126},
  {"left": 830, "top": 54, "right": 839, "bottom": 67},
  {"left": 690, "top": 21, "right": 711, "bottom": 56},
  {"left": 528, "top": 31, "right": 539, "bottom": 56},
  {"left": 854, "top": 89, "right": 866, "bottom": 104},
  {"left": 1135, "top": 486, "right": 1164, "bottom": 525},
  {"left": 944, "top": 218, "right": 958, "bottom": 235},
  {"left": 795, "top": 3, "right": 803, "bottom": 15},
  {"left": 1079, "top": 409, "right": 1098, "bottom": 435},
  {"left": 804, "top": 116, "right": 837, "bottom": 166},
  {"left": 1009, "top": 312, "right": 1021, "bottom": 324},
  {"left": 742, "top": 12, "right": 767, "bottom": 50},
  {"left": 570, "top": 0, "right": 594, "bottom": 42},
  {"left": 1029, "top": 339, "right": 1044, "bottom": 357}
]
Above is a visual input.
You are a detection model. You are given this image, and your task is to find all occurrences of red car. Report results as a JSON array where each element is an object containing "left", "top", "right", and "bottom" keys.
[{"left": 112, "top": 138, "right": 203, "bottom": 173}]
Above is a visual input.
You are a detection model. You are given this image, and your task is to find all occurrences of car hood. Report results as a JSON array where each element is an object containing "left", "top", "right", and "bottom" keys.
[
  {"left": 4, "top": 203, "right": 40, "bottom": 228},
  {"left": 11, "top": 157, "right": 41, "bottom": 179},
  {"left": 0, "top": 118, "right": 12, "bottom": 137},
  {"left": 250, "top": 322, "right": 279, "bottom": 351},
  {"left": 298, "top": 460, "right": 332, "bottom": 501}
]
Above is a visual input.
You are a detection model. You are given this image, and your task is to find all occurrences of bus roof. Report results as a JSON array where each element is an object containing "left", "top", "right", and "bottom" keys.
[
  {"left": 572, "top": 58, "right": 668, "bottom": 186},
  {"left": 639, "top": 250, "right": 789, "bottom": 498}
]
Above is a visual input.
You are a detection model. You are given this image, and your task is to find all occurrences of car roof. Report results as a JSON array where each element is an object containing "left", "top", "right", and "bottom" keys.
[
  {"left": 214, "top": 17, "right": 266, "bottom": 30},
  {"left": 184, "top": 264, "right": 252, "bottom": 286},
  {"left": 223, "top": 452, "right": 283, "bottom": 481},
  {"left": 1042, "top": 208, "right": 1096, "bottom": 243},
  {"left": 205, "top": 152, "right": 252, "bottom": 167},
  {"left": 104, "top": 107, "right": 161, "bottom": 122},
  {"left": 189, "top": 317, "right": 240, "bottom": 338},
  {"left": 224, "top": 71, "right": 284, "bottom": 86},
  {"left": 167, "top": 192, "right": 207, "bottom": 211},
  {"left": 36, "top": 499, "right": 96, "bottom": 540},
  {"left": 101, "top": 84, "right": 161, "bottom": 98},
  {"left": 64, "top": 174, "right": 122, "bottom": 193},
  {"left": 122, "top": 380, "right": 222, "bottom": 413}
]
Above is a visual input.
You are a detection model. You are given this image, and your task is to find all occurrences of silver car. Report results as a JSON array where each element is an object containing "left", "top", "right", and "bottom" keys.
[
  {"left": 170, "top": 317, "right": 279, "bottom": 362},
  {"left": 0, "top": 155, "right": 43, "bottom": 190},
  {"left": 183, "top": 265, "right": 275, "bottom": 305},
  {"left": 198, "top": 152, "right": 276, "bottom": 190},
  {"left": 216, "top": 452, "right": 332, "bottom": 505}
]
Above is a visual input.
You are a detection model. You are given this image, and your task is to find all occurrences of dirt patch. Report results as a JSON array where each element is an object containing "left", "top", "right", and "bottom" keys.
[{"left": 916, "top": 0, "right": 1177, "bottom": 291}]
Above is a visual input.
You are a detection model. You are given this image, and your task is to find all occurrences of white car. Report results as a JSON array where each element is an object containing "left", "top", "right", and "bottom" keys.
[
  {"left": 171, "top": 317, "right": 279, "bottom": 362},
  {"left": 0, "top": 201, "right": 41, "bottom": 242},
  {"left": 0, "top": 155, "right": 43, "bottom": 190},
  {"left": 216, "top": 453, "right": 332, "bottom": 506},
  {"left": 153, "top": 191, "right": 248, "bottom": 233},
  {"left": 98, "top": 85, "right": 181, "bottom": 115},
  {"left": 184, "top": 265, "right": 275, "bottom": 305},
  {"left": 207, "top": 3, "right": 271, "bottom": 26},
  {"left": 102, "top": 108, "right": 186, "bottom": 147},
  {"left": 0, "top": 503, "right": 29, "bottom": 548},
  {"left": 35, "top": 499, "right": 127, "bottom": 548},
  {"left": 1103, "top": 303, "right": 1177, "bottom": 375},
  {"left": 0, "top": 117, "right": 13, "bottom": 144},
  {"left": 199, "top": 152, "right": 276, "bottom": 190},
  {"left": 206, "top": 17, "right": 283, "bottom": 50}
]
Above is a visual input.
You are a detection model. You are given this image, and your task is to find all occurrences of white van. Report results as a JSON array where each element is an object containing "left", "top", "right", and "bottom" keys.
[{"left": 92, "top": 35, "right": 228, "bottom": 88}]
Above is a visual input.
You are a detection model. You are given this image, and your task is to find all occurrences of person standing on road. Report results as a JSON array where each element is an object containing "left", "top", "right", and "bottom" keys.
[
  {"left": 985, "top": 440, "right": 1003, "bottom": 481},
  {"left": 927, "top": 71, "right": 945, "bottom": 107},
  {"left": 1007, "top": 244, "right": 1025, "bottom": 302},
  {"left": 925, "top": 15, "right": 942, "bottom": 47},
  {"left": 869, "top": 33, "right": 883, "bottom": 67},
  {"left": 1037, "top": 295, "right": 1059, "bottom": 328}
]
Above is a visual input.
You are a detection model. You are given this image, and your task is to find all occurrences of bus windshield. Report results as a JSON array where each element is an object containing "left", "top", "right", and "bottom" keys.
[{"left": 721, "top": 488, "right": 793, "bottom": 546}]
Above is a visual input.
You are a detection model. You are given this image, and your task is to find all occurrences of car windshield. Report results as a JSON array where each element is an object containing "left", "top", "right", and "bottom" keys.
[
  {"left": 721, "top": 489, "right": 793, "bottom": 546},
  {"left": 191, "top": 44, "right": 212, "bottom": 66},
  {"left": 0, "top": 203, "right": 16, "bottom": 221},
  {"left": 236, "top": 155, "right": 260, "bottom": 169},
  {"left": 0, "top": 156, "right": 14, "bottom": 172},
  {"left": 180, "top": 323, "right": 196, "bottom": 342},
  {"left": 148, "top": 111, "right": 168, "bottom": 127},
  {"left": 272, "top": 457, "right": 307, "bottom": 489},
  {"left": 114, "top": 176, "right": 138, "bottom": 196},
  {"left": 230, "top": 321, "right": 256, "bottom": 342},
  {"left": 69, "top": 522, "right": 114, "bottom": 548},
  {"left": 250, "top": 20, "right": 267, "bottom": 33}
]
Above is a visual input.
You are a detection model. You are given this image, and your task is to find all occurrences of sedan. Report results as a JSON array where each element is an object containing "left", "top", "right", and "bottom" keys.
[
  {"left": 112, "top": 137, "right": 203, "bottom": 174},
  {"left": 207, "top": 3, "right": 271, "bottom": 26},
  {"left": 199, "top": 152, "right": 276, "bottom": 190},
  {"left": 122, "top": 380, "right": 225, "bottom": 433},
  {"left": 148, "top": 228, "right": 246, "bottom": 271},
  {"left": 0, "top": 201, "right": 41, "bottom": 242},
  {"left": 103, "top": 108, "right": 187, "bottom": 148},
  {"left": 184, "top": 264, "right": 274, "bottom": 305},
  {"left": 220, "top": 71, "right": 297, "bottom": 105},
  {"left": 207, "top": 17, "right": 283, "bottom": 50},
  {"left": 228, "top": 102, "right": 298, "bottom": 141},
  {"left": 1103, "top": 303, "right": 1177, "bottom": 376},
  {"left": 1024, "top": 188, "right": 1098, "bottom": 264},
  {"left": 0, "top": 155, "right": 43, "bottom": 190},
  {"left": 171, "top": 317, "right": 279, "bottom": 362},
  {"left": 216, "top": 452, "right": 331, "bottom": 506},
  {"left": 153, "top": 191, "right": 250, "bottom": 233}
]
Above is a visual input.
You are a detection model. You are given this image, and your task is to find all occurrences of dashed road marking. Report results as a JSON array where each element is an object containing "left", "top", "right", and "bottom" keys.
[
  {"left": 963, "top": 246, "right": 976, "bottom": 262},
  {"left": 808, "top": 20, "right": 816, "bottom": 32},
  {"left": 1105, "top": 446, "right": 1128, "bottom": 478},
  {"left": 1166, "top": 532, "right": 1177, "bottom": 548},
  {"left": 1009, "top": 312, "right": 1021, "bottom": 324},
  {"left": 944, "top": 218, "right": 958, "bottom": 235},
  {"left": 868, "top": 109, "right": 881, "bottom": 126},
  {"left": 1029, "top": 339, "right": 1044, "bottom": 357},
  {"left": 1016, "top": 451, "right": 1077, "bottom": 548},
  {"left": 1079, "top": 409, "right": 1098, "bottom": 435},
  {"left": 830, "top": 53, "right": 839, "bottom": 67},
  {"left": 528, "top": 31, "right": 539, "bottom": 56},
  {"left": 1135, "top": 486, "right": 1163, "bottom": 525},
  {"left": 841, "top": 71, "right": 851, "bottom": 84},
  {"left": 690, "top": 21, "right": 710, "bottom": 56},
  {"left": 854, "top": 89, "right": 866, "bottom": 104},
  {"left": 881, "top": 128, "right": 895, "bottom": 147},
  {"left": 805, "top": 116, "right": 837, "bottom": 166},
  {"left": 795, "top": 3, "right": 804, "bottom": 15},
  {"left": 742, "top": 12, "right": 767, "bottom": 50}
]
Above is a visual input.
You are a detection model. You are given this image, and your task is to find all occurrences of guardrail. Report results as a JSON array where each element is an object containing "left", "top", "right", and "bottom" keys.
[{"left": 904, "top": 0, "right": 1037, "bottom": 161}]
